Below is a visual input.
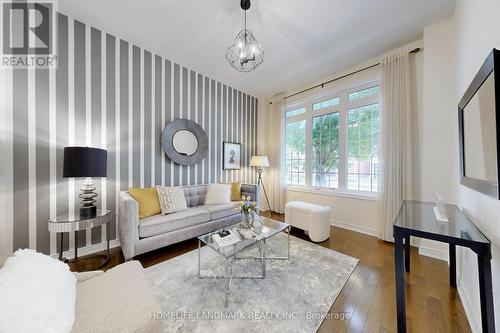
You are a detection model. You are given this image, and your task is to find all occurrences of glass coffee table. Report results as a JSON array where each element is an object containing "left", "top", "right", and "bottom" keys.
[{"left": 197, "top": 216, "right": 290, "bottom": 307}]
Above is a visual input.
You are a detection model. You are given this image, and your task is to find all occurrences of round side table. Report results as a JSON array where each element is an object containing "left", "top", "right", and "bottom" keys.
[{"left": 48, "top": 209, "right": 111, "bottom": 269}]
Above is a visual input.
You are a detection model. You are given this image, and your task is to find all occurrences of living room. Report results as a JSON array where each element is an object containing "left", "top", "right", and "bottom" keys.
[{"left": 1, "top": 0, "right": 499, "bottom": 332}]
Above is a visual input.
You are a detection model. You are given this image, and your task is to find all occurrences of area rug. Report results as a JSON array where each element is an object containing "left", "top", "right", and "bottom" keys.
[{"left": 145, "top": 233, "right": 358, "bottom": 333}]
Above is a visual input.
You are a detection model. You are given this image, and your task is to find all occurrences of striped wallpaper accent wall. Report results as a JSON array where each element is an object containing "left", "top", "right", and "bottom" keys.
[{"left": 5, "top": 12, "right": 258, "bottom": 256}]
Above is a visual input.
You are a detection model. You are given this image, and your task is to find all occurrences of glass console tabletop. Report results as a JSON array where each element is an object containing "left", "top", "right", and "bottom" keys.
[
  {"left": 393, "top": 200, "right": 489, "bottom": 245},
  {"left": 198, "top": 216, "right": 290, "bottom": 259}
]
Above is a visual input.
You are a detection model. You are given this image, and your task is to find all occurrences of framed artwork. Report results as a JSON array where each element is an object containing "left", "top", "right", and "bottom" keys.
[{"left": 223, "top": 141, "right": 241, "bottom": 170}]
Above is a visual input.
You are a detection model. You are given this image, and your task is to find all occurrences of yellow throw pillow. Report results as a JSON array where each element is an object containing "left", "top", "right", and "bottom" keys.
[
  {"left": 128, "top": 188, "right": 161, "bottom": 219},
  {"left": 230, "top": 182, "right": 242, "bottom": 201}
]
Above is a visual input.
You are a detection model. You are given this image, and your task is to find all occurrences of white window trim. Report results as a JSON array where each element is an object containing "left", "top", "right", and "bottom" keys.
[
  {"left": 283, "top": 77, "right": 380, "bottom": 198},
  {"left": 285, "top": 185, "right": 378, "bottom": 201}
]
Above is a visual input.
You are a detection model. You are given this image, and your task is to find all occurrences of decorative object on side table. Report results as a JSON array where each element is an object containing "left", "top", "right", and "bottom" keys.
[
  {"left": 223, "top": 141, "right": 241, "bottom": 170},
  {"left": 63, "top": 146, "right": 107, "bottom": 218},
  {"left": 48, "top": 209, "right": 111, "bottom": 269},
  {"left": 250, "top": 155, "right": 273, "bottom": 213},
  {"left": 433, "top": 192, "right": 449, "bottom": 222},
  {"left": 237, "top": 195, "right": 258, "bottom": 228}
]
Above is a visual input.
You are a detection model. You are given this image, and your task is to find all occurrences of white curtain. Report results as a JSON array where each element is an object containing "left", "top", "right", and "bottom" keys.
[
  {"left": 265, "top": 100, "right": 286, "bottom": 214},
  {"left": 378, "top": 51, "right": 412, "bottom": 241}
]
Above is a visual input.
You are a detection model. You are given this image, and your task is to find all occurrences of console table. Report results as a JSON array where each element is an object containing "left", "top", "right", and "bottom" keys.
[{"left": 393, "top": 200, "right": 494, "bottom": 333}]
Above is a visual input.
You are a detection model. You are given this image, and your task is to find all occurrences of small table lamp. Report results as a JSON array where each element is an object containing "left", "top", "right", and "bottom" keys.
[
  {"left": 63, "top": 147, "right": 107, "bottom": 218},
  {"left": 250, "top": 155, "right": 272, "bottom": 213}
]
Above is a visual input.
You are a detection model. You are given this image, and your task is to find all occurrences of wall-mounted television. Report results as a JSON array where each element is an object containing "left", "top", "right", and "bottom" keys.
[{"left": 458, "top": 48, "right": 500, "bottom": 199}]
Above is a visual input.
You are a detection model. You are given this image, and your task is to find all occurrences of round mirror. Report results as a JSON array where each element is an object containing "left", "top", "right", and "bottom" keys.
[
  {"left": 162, "top": 119, "right": 208, "bottom": 166},
  {"left": 172, "top": 130, "right": 198, "bottom": 156}
]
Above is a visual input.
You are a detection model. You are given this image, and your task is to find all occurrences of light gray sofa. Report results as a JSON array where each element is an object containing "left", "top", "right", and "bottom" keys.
[{"left": 119, "top": 184, "right": 259, "bottom": 260}]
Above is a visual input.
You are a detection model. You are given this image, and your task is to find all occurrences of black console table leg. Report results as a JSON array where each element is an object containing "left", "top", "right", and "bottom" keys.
[
  {"left": 404, "top": 236, "right": 410, "bottom": 273},
  {"left": 394, "top": 231, "right": 407, "bottom": 333},
  {"left": 449, "top": 243, "right": 456, "bottom": 287},
  {"left": 478, "top": 253, "right": 495, "bottom": 333}
]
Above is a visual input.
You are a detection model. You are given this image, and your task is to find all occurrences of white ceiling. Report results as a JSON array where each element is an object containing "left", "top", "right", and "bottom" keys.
[{"left": 59, "top": 0, "right": 455, "bottom": 98}]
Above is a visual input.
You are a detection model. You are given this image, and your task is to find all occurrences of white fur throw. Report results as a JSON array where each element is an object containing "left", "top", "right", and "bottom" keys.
[
  {"left": 0, "top": 249, "right": 76, "bottom": 333},
  {"left": 204, "top": 183, "right": 232, "bottom": 205}
]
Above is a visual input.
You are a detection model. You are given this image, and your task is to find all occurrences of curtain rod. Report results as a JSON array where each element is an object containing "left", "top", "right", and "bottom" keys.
[{"left": 278, "top": 47, "right": 422, "bottom": 102}]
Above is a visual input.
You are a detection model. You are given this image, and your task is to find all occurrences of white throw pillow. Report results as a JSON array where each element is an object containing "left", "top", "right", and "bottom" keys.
[
  {"left": 156, "top": 185, "right": 188, "bottom": 215},
  {"left": 0, "top": 249, "right": 76, "bottom": 333},
  {"left": 204, "top": 183, "right": 232, "bottom": 205}
]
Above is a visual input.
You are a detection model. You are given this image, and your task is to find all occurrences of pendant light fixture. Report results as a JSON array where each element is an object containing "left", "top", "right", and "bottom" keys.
[{"left": 226, "top": 0, "right": 264, "bottom": 72}]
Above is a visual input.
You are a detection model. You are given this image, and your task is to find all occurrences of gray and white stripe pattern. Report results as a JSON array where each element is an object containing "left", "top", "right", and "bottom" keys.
[{"left": 4, "top": 12, "right": 258, "bottom": 256}]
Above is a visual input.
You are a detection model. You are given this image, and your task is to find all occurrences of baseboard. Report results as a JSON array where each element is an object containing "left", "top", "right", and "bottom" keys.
[
  {"left": 417, "top": 245, "right": 448, "bottom": 262},
  {"left": 329, "top": 219, "right": 378, "bottom": 237},
  {"left": 50, "top": 239, "right": 121, "bottom": 260},
  {"left": 457, "top": 276, "right": 481, "bottom": 333}
]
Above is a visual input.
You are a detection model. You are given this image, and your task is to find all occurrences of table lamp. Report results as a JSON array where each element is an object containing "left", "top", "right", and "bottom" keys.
[
  {"left": 63, "top": 146, "right": 107, "bottom": 218},
  {"left": 250, "top": 155, "right": 272, "bottom": 213}
]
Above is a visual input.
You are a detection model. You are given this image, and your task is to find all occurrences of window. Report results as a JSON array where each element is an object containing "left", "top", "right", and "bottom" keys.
[
  {"left": 347, "top": 104, "right": 379, "bottom": 191},
  {"left": 312, "top": 113, "right": 339, "bottom": 188},
  {"left": 285, "top": 120, "right": 306, "bottom": 185},
  {"left": 285, "top": 107, "right": 306, "bottom": 118},
  {"left": 283, "top": 80, "right": 380, "bottom": 194},
  {"left": 313, "top": 97, "right": 340, "bottom": 111},
  {"left": 349, "top": 86, "right": 379, "bottom": 101}
]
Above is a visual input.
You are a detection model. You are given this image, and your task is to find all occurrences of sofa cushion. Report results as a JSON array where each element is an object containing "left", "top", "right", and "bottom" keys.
[
  {"left": 230, "top": 181, "right": 242, "bottom": 201},
  {"left": 156, "top": 186, "right": 188, "bottom": 215},
  {"left": 202, "top": 203, "right": 239, "bottom": 220},
  {"left": 73, "top": 261, "right": 162, "bottom": 333},
  {"left": 183, "top": 185, "right": 207, "bottom": 207},
  {"left": 128, "top": 188, "right": 161, "bottom": 219},
  {"left": 138, "top": 207, "right": 210, "bottom": 238},
  {"left": 204, "top": 183, "right": 231, "bottom": 205}
]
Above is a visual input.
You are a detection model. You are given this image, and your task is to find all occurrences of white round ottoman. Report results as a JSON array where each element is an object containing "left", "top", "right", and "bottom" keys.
[{"left": 285, "top": 201, "right": 331, "bottom": 242}]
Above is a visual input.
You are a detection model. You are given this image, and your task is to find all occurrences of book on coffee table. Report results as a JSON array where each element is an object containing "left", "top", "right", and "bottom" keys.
[
  {"left": 212, "top": 230, "right": 241, "bottom": 247},
  {"left": 235, "top": 228, "right": 261, "bottom": 240}
]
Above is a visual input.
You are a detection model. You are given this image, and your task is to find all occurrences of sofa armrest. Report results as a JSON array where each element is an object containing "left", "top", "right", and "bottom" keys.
[
  {"left": 118, "top": 191, "right": 139, "bottom": 260},
  {"left": 241, "top": 183, "right": 260, "bottom": 212}
]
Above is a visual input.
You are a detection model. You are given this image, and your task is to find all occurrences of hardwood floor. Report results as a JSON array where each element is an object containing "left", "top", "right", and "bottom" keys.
[{"left": 70, "top": 212, "right": 472, "bottom": 333}]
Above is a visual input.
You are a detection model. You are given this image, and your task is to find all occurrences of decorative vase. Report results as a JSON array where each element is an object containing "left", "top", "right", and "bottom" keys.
[{"left": 241, "top": 211, "right": 252, "bottom": 228}]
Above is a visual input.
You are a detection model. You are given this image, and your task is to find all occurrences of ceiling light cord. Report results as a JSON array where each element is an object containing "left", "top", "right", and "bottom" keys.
[{"left": 244, "top": 9, "right": 247, "bottom": 45}]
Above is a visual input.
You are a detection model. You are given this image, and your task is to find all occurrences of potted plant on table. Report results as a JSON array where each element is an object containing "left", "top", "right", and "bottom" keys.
[{"left": 238, "top": 196, "right": 258, "bottom": 228}]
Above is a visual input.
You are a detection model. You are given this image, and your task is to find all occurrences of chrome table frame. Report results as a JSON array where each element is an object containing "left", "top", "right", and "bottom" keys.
[{"left": 198, "top": 224, "right": 291, "bottom": 308}]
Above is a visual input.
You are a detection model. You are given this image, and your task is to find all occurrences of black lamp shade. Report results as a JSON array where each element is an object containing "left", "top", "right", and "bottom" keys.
[{"left": 63, "top": 147, "right": 107, "bottom": 178}]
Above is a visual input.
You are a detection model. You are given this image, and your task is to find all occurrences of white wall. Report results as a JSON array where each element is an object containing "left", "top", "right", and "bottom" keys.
[
  {"left": 420, "top": 0, "right": 500, "bottom": 330},
  {"left": 421, "top": 19, "right": 458, "bottom": 203},
  {"left": 416, "top": 17, "right": 458, "bottom": 260}
]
